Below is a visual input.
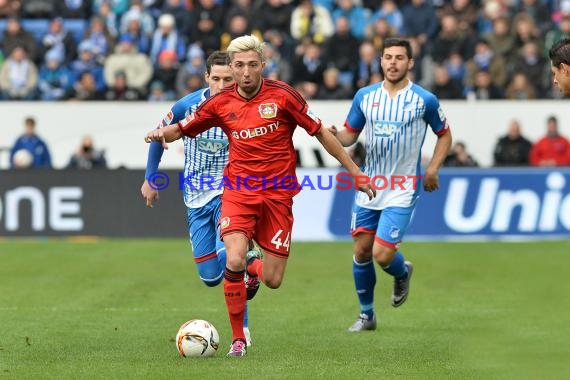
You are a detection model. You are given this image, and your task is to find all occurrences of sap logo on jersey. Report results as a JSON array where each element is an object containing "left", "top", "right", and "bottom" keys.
[
  {"left": 444, "top": 172, "right": 570, "bottom": 233},
  {"left": 197, "top": 138, "right": 227, "bottom": 154},
  {"left": 373, "top": 121, "right": 401, "bottom": 137}
]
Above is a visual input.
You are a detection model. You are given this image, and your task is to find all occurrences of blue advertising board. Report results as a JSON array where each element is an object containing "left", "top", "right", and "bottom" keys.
[{"left": 323, "top": 168, "right": 570, "bottom": 240}]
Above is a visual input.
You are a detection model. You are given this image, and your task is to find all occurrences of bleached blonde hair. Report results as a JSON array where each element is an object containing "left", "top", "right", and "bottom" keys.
[{"left": 227, "top": 34, "right": 265, "bottom": 62}]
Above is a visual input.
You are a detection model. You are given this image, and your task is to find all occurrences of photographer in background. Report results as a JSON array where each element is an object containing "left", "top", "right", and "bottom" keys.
[{"left": 67, "top": 135, "right": 107, "bottom": 169}]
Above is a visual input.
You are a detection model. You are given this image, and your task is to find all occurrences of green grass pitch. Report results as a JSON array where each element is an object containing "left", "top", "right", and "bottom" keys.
[{"left": 1, "top": 239, "right": 569, "bottom": 379}]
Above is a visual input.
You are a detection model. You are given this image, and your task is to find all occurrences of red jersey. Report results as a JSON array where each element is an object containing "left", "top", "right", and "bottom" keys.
[{"left": 177, "top": 79, "right": 322, "bottom": 197}]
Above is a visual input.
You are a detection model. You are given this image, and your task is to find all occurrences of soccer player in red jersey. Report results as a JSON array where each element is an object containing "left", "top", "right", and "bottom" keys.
[{"left": 145, "top": 35, "right": 375, "bottom": 357}]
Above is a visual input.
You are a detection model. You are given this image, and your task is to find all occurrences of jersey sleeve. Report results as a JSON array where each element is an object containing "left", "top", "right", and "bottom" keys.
[
  {"left": 344, "top": 89, "right": 366, "bottom": 133},
  {"left": 177, "top": 97, "right": 220, "bottom": 138},
  {"left": 284, "top": 87, "right": 322, "bottom": 136},
  {"left": 423, "top": 93, "right": 449, "bottom": 136}
]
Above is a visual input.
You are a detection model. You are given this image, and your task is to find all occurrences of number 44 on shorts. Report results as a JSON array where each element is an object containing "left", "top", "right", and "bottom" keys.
[{"left": 271, "top": 229, "right": 290, "bottom": 252}]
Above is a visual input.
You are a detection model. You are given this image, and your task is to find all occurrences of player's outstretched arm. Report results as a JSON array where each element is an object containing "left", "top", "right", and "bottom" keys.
[
  {"left": 328, "top": 125, "right": 360, "bottom": 147},
  {"left": 424, "top": 129, "right": 452, "bottom": 192},
  {"left": 144, "top": 124, "right": 183, "bottom": 148},
  {"left": 315, "top": 127, "right": 376, "bottom": 200}
]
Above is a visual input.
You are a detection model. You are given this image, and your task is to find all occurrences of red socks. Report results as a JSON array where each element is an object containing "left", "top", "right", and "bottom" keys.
[
  {"left": 223, "top": 268, "right": 246, "bottom": 342},
  {"left": 247, "top": 258, "right": 264, "bottom": 283}
]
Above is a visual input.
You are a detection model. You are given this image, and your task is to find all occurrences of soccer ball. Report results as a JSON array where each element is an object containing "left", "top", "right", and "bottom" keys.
[{"left": 175, "top": 319, "right": 220, "bottom": 357}]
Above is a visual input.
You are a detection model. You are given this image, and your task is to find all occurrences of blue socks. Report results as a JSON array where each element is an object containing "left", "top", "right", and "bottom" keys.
[
  {"left": 382, "top": 251, "right": 408, "bottom": 279},
  {"left": 353, "top": 257, "right": 376, "bottom": 319}
]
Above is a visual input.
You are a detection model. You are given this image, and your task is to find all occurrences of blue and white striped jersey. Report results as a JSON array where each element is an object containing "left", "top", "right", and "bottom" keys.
[
  {"left": 160, "top": 88, "right": 229, "bottom": 208},
  {"left": 345, "top": 80, "right": 449, "bottom": 210}
]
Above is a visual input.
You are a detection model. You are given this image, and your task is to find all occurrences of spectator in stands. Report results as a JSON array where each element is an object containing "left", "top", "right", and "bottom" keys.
[
  {"left": 324, "top": 16, "right": 359, "bottom": 89},
  {"left": 290, "top": 0, "right": 334, "bottom": 44},
  {"left": 175, "top": 43, "right": 206, "bottom": 97},
  {"left": 529, "top": 116, "right": 570, "bottom": 166},
  {"left": 104, "top": 70, "right": 142, "bottom": 100},
  {"left": 264, "top": 29, "right": 296, "bottom": 63},
  {"left": 512, "top": 41, "right": 548, "bottom": 97},
  {"left": 261, "top": 42, "right": 292, "bottom": 83},
  {"left": 93, "top": 0, "right": 129, "bottom": 19},
  {"left": 505, "top": 72, "right": 536, "bottom": 100},
  {"left": 38, "top": 48, "right": 72, "bottom": 101},
  {"left": 546, "top": 16, "right": 570, "bottom": 60},
  {"left": 431, "top": 64, "right": 463, "bottom": 99},
  {"left": 149, "top": 13, "right": 186, "bottom": 66},
  {"left": 120, "top": 14, "right": 150, "bottom": 54},
  {"left": 96, "top": 0, "right": 118, "bottom": 38},
  {"left": 162, "top": 0, "right": 192, "bottom": 36},
  {"left": 67, "top": 135, "right": 107, "bottom": 169},
  {"left": 0, "top": 0, "right": 21, "bottom": 18},
  {"left": 484, "top": 16, "right": 516, "bottom": 65},
  {"left": 220, "top": 13, "right": 263, "bottom": 51},
  {"left": 512, "top": 13, "right": 543, "bottom": 55},
  {"left": 466, "top": 69, "right": 503, "bottom": 100},
  {"left": 39, "top": 18, "right": 78, "bottom": 65},
  {"left": 493, "top": 119, "right": 532, "bottom": 166},
  {"left": 366, "top": 17, "right": 397, "bottom": 53},
  {"left": 56, "top": 0, "right": 91, "bottom": 19},
  {"left": 510, "top": 0, "right": 552, "bottom": 36},
  {"left": 316, "top": 67, "right": 351, "bottom": 99},
  {"left": 191, "top": 0, "right": 224, "bottom": 56},
  {"left": 465, "top": 38, "right": 507, "bottom": 90},
  {"left": 370, "top": 1, "right": 403, "bottom": 36},
  {"left": 439, "top": 0, "right": 479, "bottom": 37},
  {"left": 332, "top": 0, "right": 371, "bottom": 40},
  {"left": 68, "top": 71, "right": 104, "bottom": 100},
  {"left": 103, "top": 34, "right": 152, "bottom": 95},
  {"left": 256, "top": 0, "right": 293, "bottom": 35},
  {"left": 82, "top": 15, "right": 115, "bottom": 63},
  {"left": 9, "top": 116, "right": 51, "bottom": 169},
  {"left": 69, "top": 40, "right": 106, "bottom": 92},
  {"left": 431, "top": 13, "right": 472, "bottom": 64},
  {"left": 444, "top": 51, "right": 466, "bottom": 83},
  {"left": 0, "top": 17, "right": 37, "bottom": 62},
  {"left": 150, "top": 49, "right": 178, "bottom": 99},
  {"left": 224, "top": 0, "right": 255, "bottom": 31},
  {"left": 119, "top": 0, "right": 154, "bottom": 38},
  {"left": 401, "top": 0, "right": 439, "bottom": 53},
  {"left": 0, "top": 46, "right": 38, "bottom": 100},
  {"left": 147, "top": 79, "right": 171, "bottom": 101},
  {"left": 443, "top": 141, "right": 479, "bottom": 167},
  {"left": 354, "top": 41, "right": 381, "bottom": 91},
  {"left": 292, "top": 41, "right": 326, "bottom": 93}
]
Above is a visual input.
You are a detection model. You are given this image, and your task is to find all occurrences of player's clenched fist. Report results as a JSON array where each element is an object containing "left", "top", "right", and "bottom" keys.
[{"left": 144, "top": 129, "right": 168, "bottom": 149}]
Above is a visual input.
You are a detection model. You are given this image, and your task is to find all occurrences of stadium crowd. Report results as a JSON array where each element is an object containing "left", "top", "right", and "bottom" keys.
[{"left": 1, "top": 0, "right": 570, "bottom": 101}]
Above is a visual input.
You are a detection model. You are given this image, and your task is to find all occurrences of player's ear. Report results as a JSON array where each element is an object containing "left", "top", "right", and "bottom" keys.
[{"left": 408, "top": 58, "right": 415, "bottom": 71}]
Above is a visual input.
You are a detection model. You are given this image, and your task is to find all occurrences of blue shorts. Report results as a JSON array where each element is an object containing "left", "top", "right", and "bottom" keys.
[
  {"left": 351, "top": 205, "right": 415, "bottom": 249},
  {"left": 187, "top": 195, "right": 224, "bottom": 260}
]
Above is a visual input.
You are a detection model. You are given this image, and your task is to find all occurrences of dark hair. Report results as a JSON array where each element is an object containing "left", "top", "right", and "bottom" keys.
[
  {"left": 206, "top": 51, "right": 229, "bottom": 74},
  {"left": 547, "top": 115, "right": 558, "bottom": 123},
  {"left": 382, "top": 38, "right": 412, "bottom": 58},
  {"left": 548, "top": 38, "right": 570, "bottom": 67},
  {"left": 25, "top": 117, "right": 35, "bottom": 126}
]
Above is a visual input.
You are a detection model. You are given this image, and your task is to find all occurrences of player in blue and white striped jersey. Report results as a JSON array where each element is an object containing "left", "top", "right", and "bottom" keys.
[
  {"left": 140, "top": 51, "right": 255, "bottom": 345},
  {"left": 331, "top": 38, "right": 452, "bottom": 332}
]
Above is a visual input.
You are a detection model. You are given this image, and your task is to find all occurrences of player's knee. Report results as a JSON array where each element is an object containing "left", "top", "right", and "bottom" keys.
[
  {"left": 225, "top": 253, "right": 246, "bottom": 271},
  {"left": 373, "top": 246, "right": 395, "bottom": 266},
  {"left": 354, "top": 246, "right": 372, "bottom": 262},
  {"left": 264, "top": 276, "right": 282, "bottom": 289}
]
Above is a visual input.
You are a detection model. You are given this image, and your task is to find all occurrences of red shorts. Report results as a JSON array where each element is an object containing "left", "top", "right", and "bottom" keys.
[{"left": 219, "top": 194, "right": 294, "bottom": 258}]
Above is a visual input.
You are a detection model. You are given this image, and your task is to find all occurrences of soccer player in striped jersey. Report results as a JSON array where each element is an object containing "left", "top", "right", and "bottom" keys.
[
  {"left": 145, "top": 35, "right": 375, "bottom": 357},
  {"left": 549, "top": 38, "right": 570, "bottom": 96},
  {"left": 331, "top": 38, "right": 453, "bottom": 332},
  {"left": 140, "top": 51, "right": 255, "bottom": 345}
]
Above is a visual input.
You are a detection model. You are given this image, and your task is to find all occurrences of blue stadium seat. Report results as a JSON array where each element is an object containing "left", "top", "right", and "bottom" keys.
[
  {"left": 20, "top": 19, "right": 50, "bottom": 43},
  {"left": 63, "top": 19, "right": 87, "bottom": 44}
]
